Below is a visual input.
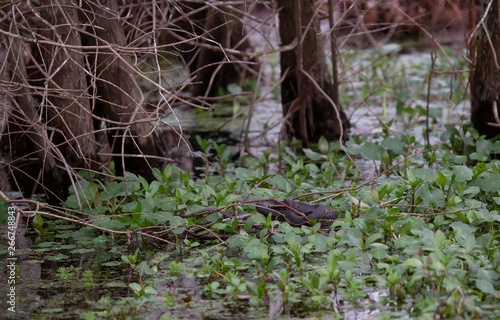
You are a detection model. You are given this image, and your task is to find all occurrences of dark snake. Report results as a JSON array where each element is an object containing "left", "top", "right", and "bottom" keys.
[
  {"left": 181, "top": 199, "right": 337, "bottom": 226},
  {"left": 255, "top": 199, "right": 338, "bottom": 226}
]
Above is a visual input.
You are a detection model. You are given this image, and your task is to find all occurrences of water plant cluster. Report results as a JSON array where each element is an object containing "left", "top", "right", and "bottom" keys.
[{"left": 7, "top": 120, "right": 497, "bottom": 319}]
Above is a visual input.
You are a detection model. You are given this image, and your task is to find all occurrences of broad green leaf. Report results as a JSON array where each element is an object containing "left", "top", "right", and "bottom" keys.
[
  {"left": 243, "top": 239, "right": 268, "bottom": 260},
  {"left": 144, "top": 285, "right": 158, "bottom": 295},
  {"left": 464, "top": 235, "right": 476, "bottom": 253},
  {"left": 308, "top": 233, "right": 329, "bottom": 252},
  {"left": 361, "top": 142, "right": 384, "bottom": 161},
  {"left": 472, "top": 174, "right": 500, "bottom": 192},
  {"left": 129, "top": 283, "right": 142, "bottom": 294},
  {"left": 476, "top": 139, "right": 492, "bottom": 155},
  {"left": 365, "top": 233, "right": 383, "bottom": 246},
  {"left": 452, "top": 211, "right": 469, "bottom": 224},
  {"left": 251, "top": 212, "right": 267, "bottom": 225},
  {"left": 414, "top": 168, "right": 437, "bottom": 181},
  {"left": 453, "top": 156, "right": 467, "bottom": 164},
  {"left": 433, "top": 230, "right": 446, "bottom": 248},
  {"left": 121, "top": 201, "right": 139, "bottom": 213},
  {"left": 303, "top": 148, "right": 322, "bottom": 161},
  {"left": 452, "top": 166, "right": 473, "bottom": 182},
  {"left": 403, "top": 258, "right": 422, "bottom": 268},
  {"left": 399, "top": 222, "right": 412, "bottom": 236},
  {"left": 382, "top": 137, "right": 406, "bottom": 155},
  {"left": 476, "top": 279, "right": 495, "bottom": 294},
  {"left": 347, "top": 233, "right": 363, "bottom": 250},
  {"left": 470, "top": 153, "right": 489, "bottom": 161},
  {"left": 169, "top": 216, "right": 187, "bottom": 227}
]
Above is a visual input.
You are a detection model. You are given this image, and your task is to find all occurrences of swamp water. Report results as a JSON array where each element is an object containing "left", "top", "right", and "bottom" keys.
[{"left": 0, "top": 218, "right": 412, "bottom": 319}]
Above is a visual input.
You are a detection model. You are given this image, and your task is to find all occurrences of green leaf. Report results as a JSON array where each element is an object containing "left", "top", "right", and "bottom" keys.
[
  {"left": 399, "top": 222, "right": 412, "bottom": 236},
  {"left": 152, "top": 167, "right": 164, "bottom": 182},
  {"left": 139, "top": 176, "right": 149, "bottom": 190},
  {"left": 452, "top": 211, "right": 469, "bottom": 224},
  {"left": 464, "top": 235, "right": 476, "bottom": 253},
  {"left": 144, "top": 285, "right": 158, "bottom": 295},
  {"left": 308, "top": 233, "right": 329, "bottom": 252},
  {"left": 318, "top": 136, "right": 329, "bottom": 154},
  {"left": 347, "top": 233, "right": 363, "bottom": 250},
  {"left": 470, "top": 153, "right": 489, "bottom": 161},
  {"left": 452, "top": 166, "right": 473, "bottom": 182},
  {"left": 476, "top": 139, "right": 492, "bottom": 155},
  {"left": 476, "top": 279, "right": 495, "bottom": 294},
  {"left": 212, "top": 223, "right": 231, "bottom": 231},
  {"left": 33, "top": 214, "right": 46, "bottom": 235},
  {"left": 428, "top": 107, "right": 442, "bottom": 119},
  {"left": 129, "top": 283, "right": 142, "bottom": 294},
  {"left": 382, "top": 137, "right": 406, "bottom": 155},
  {"left": 244, "top": 239, "right": 268, "bottom": 260},
  {"left": 472, "top": 174, "right": 500, "bottom": 192},
  {"left": 227, "top": 83, "right": 243, "bottom": 94},
  {"left": 251, "top": 212, "right": 267, "bottom": 225},
  {"left": 147, "top": 180, "right": 161, "bottom": 197},
  {"left": 303, "top": 148, "right": 322, "bottom": 161},
  {"left": 365, "top": 233, "right": 383, "bottom": 246},
  {"left": 121, "top": 201, "right": 139, "bottom": 213},
  {"left": 361, "top": 142, "right": 384, "bottom": 161},
  {"left": 169, "top": 216, "right": 187, "bottom": 227},
  {"left": 403, "top": 258, "right": 422, "bottom": 268},
  {"left": 414, "top": 168, "right": 437, "bottom": 181},
  {"left": 436, "top": 172, "right": 447, "bottom": 189},
  {"left": 371, "top": 185, "right": 379, "bottom": 204},
  {"left": 433, "top": 230, "right": 446, "bottom": 248},
  {"left": 163, "top": 165, "right": 172, "bottom": 180},
  {"left": 33, "top": 214, "right": 44, "bottom": 229}
]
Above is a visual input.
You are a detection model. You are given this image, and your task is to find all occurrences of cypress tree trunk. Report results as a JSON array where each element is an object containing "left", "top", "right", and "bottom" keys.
[
  {"left": 277, "top": 0, "right": 350, "bottom": 145},
  {"left": 40, "top": 0, "right": 97, "bottom": 169},
  {"left": 81, "top": 0, "right": 161, "bottom": 179},
  {"left": 471, "top": 1, "right": 500, "bottom": 138},
  {"left": 166, "top": 2, "right": 254, "bottom": 99},
  {"left": 0, "top": 21, "right": 65, "bottom": 202}
]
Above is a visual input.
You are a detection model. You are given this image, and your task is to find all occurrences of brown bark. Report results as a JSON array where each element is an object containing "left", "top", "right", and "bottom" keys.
[
  {"left": 0, "top": 20, "right": 65, "bottom": 202},
  {"left": 471, "top": 1, "right": 500, "bottom": 138},
  {"left": 277, "top": 0, "right": 350, "bottom": 144},
  {"left": 81, "top": 0, "right": 161, "bottom": 179},
  {"left": 40, "top": 0, "right": 97, "bottom": 170}
]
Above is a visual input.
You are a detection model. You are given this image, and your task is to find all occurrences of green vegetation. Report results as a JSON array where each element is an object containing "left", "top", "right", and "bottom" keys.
[
  {"left": 6, "top": 121, "right": 499, "bottom": 319},
  {"left": 1, "top": 46, "right": 499, "bottom": 319}
]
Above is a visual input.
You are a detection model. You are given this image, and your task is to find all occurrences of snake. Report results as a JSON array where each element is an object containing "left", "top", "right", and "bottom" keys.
[
  {"left": 255, "top": 199, "right": 338, "bottom": 226},
  {"left": 181, "top": 199, "right": 337, "bottom": 227}
]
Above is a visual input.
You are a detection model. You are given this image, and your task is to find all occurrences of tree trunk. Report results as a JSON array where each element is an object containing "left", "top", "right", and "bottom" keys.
[
  {"left": 471, "top": 0, "right": 500, "bottom": 138},
  {"left": 81, "top": 0, "right": 161, "bottom": 179},
  {"left": 165, "top": 2, "right": 255, "bottom": 99},
  {"left": 40, "top": 0, "right": 97, "bottom": 170},
  {"left": 0, "top": 18, "right": 66, "bottom": 203},
  {"left": 278, "top": 0, "right": 350, "bottom": 145}
]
